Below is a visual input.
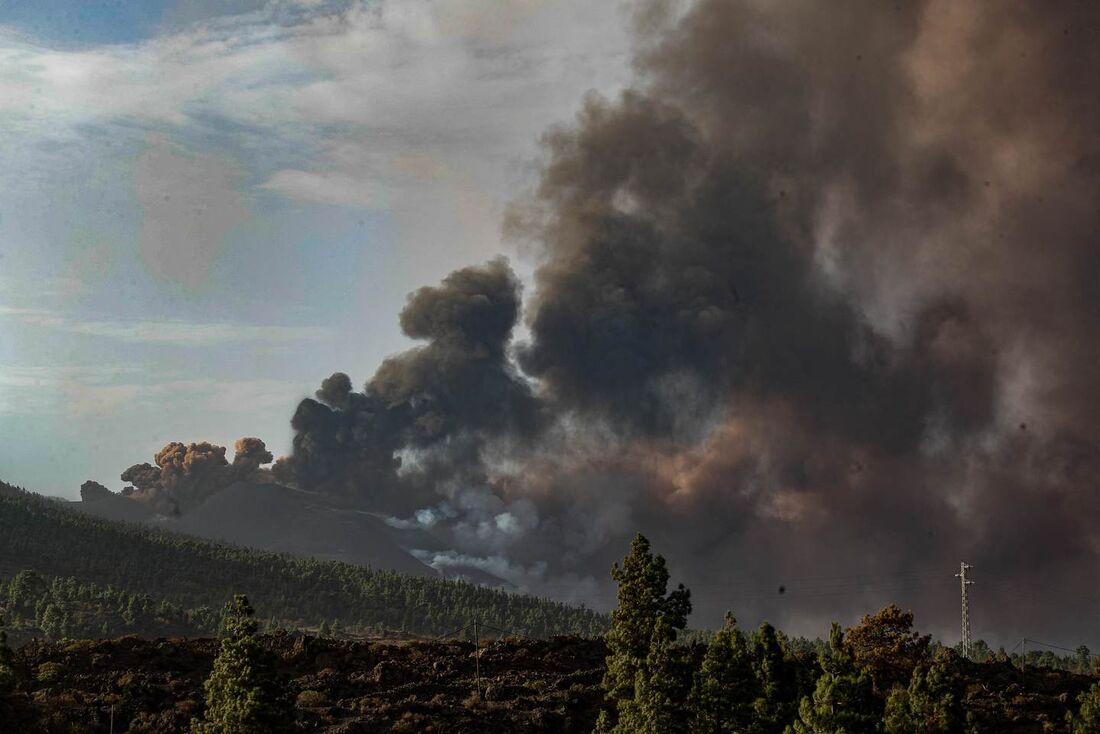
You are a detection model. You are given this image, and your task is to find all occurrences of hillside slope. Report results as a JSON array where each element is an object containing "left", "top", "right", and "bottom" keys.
[
  {"left": 167, "top": 481, "right": 435, "bottom": 578},
  {"left": 74, "top": 480, "right": 513, "bottom": 584},
  {"left": 0, "top": 481, "right": 606, "bottom": 639},
  {"left": 75, "top": 481, "right": 437, "bottom": 578}
]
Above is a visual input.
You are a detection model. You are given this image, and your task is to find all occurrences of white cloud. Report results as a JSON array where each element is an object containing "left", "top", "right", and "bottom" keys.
[
  {"left": 62, "top": 377, "right": 301, "bottom": 418},
  {"left": 259, "top": 0, "right": 633, "bottom": 270},
  {"left": 0, "top": 364, "right": 144, "bottom": 386},
  {"left": 0, "top": 362, "right": 302, "bottom": 418},
  {"left": 0, "top": 0, "right": 632, "bottom": 279},
  {"left": 0, "top": 364, "right": 141, "bottom": 415},
  {"left": 260, "top": 169, "right": 385, "bottom": 208},
  {"left": 0, "top": 306, "right": 333, "bottom": 345}
]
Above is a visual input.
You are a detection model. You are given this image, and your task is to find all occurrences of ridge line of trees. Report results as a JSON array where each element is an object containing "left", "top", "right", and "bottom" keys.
[{"left": 596, "top": 533, "right": 1100, "bottom": 734}]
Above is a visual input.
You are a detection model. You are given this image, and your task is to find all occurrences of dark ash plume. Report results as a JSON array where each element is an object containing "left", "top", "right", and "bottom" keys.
[
  {"left": 79, "top": 480, "right": 114, "bottom": 503},
  {"left": 274, "top": 258, "right": 541, "bottom": 512},
  {"left": 279, "top": 0, "right": 1100, "bottom": 644}
]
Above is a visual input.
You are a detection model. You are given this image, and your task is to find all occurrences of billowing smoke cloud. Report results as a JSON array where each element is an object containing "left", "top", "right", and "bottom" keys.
[
  {"left": 119, "top": 438, "right": 274, "bottom": 514},
  {"left": 79, "top": 480, "right": 114, "bottom": 503},
  {"left": 278, "top": 0, "right": 1100, "bottom": 644},
  {"left": 274, "top": 258, "right": 542, "bottom": 512}
]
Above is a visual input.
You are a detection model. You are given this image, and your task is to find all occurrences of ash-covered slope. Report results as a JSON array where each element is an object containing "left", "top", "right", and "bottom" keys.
[
  {"left": 74, "top": 480, "right": 508, "bottom": 582},
  {"left": 166, "top": 481, "right": 434, "bottom": 578},
  {"left": 74, "top": 491, "right": 160, "bottom": 524}
]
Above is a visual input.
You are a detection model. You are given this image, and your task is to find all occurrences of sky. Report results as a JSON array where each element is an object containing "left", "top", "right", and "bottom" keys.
[{"left": 0, "top": 0, "right": 633, "bottom": 496}]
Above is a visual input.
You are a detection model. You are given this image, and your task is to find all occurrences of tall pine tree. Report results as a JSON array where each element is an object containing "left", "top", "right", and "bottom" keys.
[
  {"left": 192, "top": 595, "right": 295, "bottom": 734},
  {"left": 631, "top": 614, "right": 693, "bottom": 734},
  {"left": 598, "top": 534, "right": 691, "bottom": 733}
]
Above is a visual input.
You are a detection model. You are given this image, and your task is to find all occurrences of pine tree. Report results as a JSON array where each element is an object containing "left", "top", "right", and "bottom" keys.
[
  {"left": 625, "top": 614, "right": 692, "bottom": 734},
  {"left": 191, "top": 595, "right": 295, "bottom": 734},
  {"left": 791, "top": 624, "right": 881, "bottom": 734},
  {"left": 749, "top": 622, "right": 803, "bottom": 734},
  {"left": 40, "top": 603, "right": 62, "bottom": 640},
  {"left": 689, "top": 612, "right": 757, "bottom": 733},
  {"left": 1074, "top": 646, "right": 1091, "bottom": 675},
  {"left": 7, "top": 570, "right": 43, "bottom": 615},
  {"left": 0, "top": 613, "right": 15, "bottom": 693},
  {"left": 1067, "top": 682, "right": 1100, "bottom": 734},
  {"left": 882, "top": 651, "right": 962, "bottom": 734},
  {"left": 600, "top": 534, "right": 691, "bottom": 732}
]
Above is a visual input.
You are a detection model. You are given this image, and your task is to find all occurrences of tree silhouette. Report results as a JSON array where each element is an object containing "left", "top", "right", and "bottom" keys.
[{"left": 750, "top": 622, "right": 805, "bottom": 733}]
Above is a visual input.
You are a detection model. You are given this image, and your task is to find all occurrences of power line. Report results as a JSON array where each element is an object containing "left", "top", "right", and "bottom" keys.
[{"left": 1010, "top": 638, "right": 1099, "bottom": 657}]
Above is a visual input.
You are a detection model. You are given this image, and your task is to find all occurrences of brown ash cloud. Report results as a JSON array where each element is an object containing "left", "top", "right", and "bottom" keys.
[
  {"left": 119, "top": 438, "right": 274, "bottom": 515},
  {"left": 277, "top": 0, "right": 1100, "bottom": 643}
]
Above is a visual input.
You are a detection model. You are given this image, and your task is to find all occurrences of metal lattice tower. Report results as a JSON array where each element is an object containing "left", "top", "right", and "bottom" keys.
[{"left": 955, "top": 562, "right": 974, "bottom": 658}]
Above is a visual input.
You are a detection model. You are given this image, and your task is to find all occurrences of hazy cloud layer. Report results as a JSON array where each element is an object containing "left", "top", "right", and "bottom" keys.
[
  {"left": 0, "top": 0, "right": 632, "bottom": 283},
  {"left": 0, "top": 307, "right": 333, "bottom": 346},
  {"left": 134, "top": 138, "right": 249, "bottom": 288}
]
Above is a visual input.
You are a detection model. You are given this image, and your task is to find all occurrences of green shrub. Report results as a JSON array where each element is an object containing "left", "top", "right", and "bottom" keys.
[{"left": 36, "top": 662, "right": 66, "bottom": 684}]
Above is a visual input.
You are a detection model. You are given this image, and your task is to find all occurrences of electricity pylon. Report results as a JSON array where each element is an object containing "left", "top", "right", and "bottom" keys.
[{"left": 955, "top": 562, "right": 974, "bottom": 658}]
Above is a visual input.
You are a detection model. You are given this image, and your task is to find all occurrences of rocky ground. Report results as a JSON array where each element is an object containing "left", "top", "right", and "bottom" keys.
[
  {"left": 3, "top": 633, "right": 607, "bottom": 733},
  {"left": 1, "top": 634, "right": 1094, "bottom": 733},
  {"left": 952, "top": 655, "right": 1095, "bottom": 733}
]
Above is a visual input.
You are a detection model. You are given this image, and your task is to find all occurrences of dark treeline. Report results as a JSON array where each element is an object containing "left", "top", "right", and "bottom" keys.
[
  {"left": 968, "top": 641, "right": 1100, "bottom": 678},
  {"left": 597, "top": 535, "right": 1100, "bottom": 734},
  {"left": 0, "top": 481, "right": 606, "bottom": 639},
  {"left": 680, "top": 631, "right": 1100, "bottom": 679},
  {"left": 0, "top": 571, "right": 219, "bottom": 645}
]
